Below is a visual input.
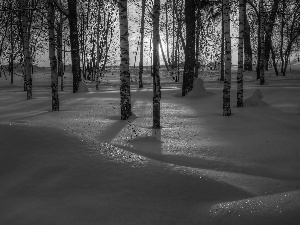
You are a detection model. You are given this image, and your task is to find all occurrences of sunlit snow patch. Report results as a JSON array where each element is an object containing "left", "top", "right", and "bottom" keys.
[{"left": 210, "top": 191, "right": 300, "bottom": 225}]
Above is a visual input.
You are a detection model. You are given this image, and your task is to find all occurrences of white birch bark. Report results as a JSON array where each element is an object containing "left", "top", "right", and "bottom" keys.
[
  {"left": 118, "top": 0, "right": 132, "bottom": 120},
  {"left": 223, "top": 0, "right": 231, "bottom": 116},
  {"left": 20, "top": 0, "right": 32, "bottom": 100},
  {"left": 48, "top": 0, "right": 59, "bottom": 111},
  {"left": 152, "top": 0, "right": 161, "bottom": 129},
  {"left": 237, "top": 0, "right": 244, "bottom": 107},
  {"left": 259, "top": 0, "right": 265, "bottom": 85}
]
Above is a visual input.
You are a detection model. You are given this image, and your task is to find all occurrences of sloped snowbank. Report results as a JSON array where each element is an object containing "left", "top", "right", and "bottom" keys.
[{"left": 209, "top": 191, "right": 300, "bottom": 225}]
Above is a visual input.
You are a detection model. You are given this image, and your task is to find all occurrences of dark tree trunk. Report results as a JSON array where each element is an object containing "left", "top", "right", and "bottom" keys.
[
  {"left": 237, "top": 0, "right": 244, "bottom": 107},
  {"left": 182, "top": 0, "right": 195, "bottom": 97},
  {"left": 138, "top": 0, "right": 145, "bottom": 88},
  {"left": 244, "top": 9, "right": 252, "bottom": 71},
  {"left": 153, "top": 0, "right": 161, "bottom": 129},
  {"left": 223, "top": 0, "right": 231, "bottom": 116},
  {"left": 270, "top": 42, "right": 279, "bottom": 76},
  {"left": 220, "top": 0, "right": 225, "bottom": 80},
  {"left": 57, "top": 10, "right": 64, "bottom": 91},
  {"left": 118, "top": 0, "right": 132, "bottom": 120},
  {"left": 264, "top": 0, "right": 280, "bottom": 71},
  {"left": 48, "top": 0, "right": 59, "bottom": 111},
  {"left": 67, "top": 0, "right": 81, "bottom": 93}
]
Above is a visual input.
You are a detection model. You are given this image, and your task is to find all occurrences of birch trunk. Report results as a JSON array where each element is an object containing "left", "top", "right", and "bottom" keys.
[
  {"left": 118, "top": 0, "right": 132, "bottom": 120},
  {"left": 67, "top": 0, "right": 81, "bottom": 93},
  {"left": 96, "top": 2, "right": 101, "bottom": 90},
  {"left": 259, "top": 0, "right": 265, "bottom": 85},
  {"left": 48, "top": 0, "right": 59, "bottom": 111},
  {"left": 223, "top": 0, "right": 231, "bottom": 116},
  {"left": 152, "top": 0, "right": 161, "bottom": 129},
  {"left": 57, "top": 9, "right": 64, "bottom": 91},
  {"left": 138, "top": 0, "right": 145, "bottom": 88},
  {"left": 220, "top": 1, "right": 225, "bottom": 81},
  {"left": 237, "top": 0, "right": 244, "bottom": 107},
  {"left": 20, "top": 0, "right": 32, "bottom": 100},
  {"left": 182, "top": 0, "right": 195, "bottom": 97},
  {"left": 244, "top": 11, "right": 252, "bottom": 71},
  {"left": 195, "top": 8, "right": 200, "bottom": 78}
]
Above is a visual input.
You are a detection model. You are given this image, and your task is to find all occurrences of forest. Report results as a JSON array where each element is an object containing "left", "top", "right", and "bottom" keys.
[{"left": 0, "top": 0, "right": 300, "bottom": 224}]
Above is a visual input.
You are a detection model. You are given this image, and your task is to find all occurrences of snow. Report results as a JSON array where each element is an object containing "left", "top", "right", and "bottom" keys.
[{"left": 1, "top": 66, "right": 300, "bottom": 224}]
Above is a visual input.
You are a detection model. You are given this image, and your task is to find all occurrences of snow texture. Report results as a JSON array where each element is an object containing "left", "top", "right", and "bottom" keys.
[{"left": 0, "top": 65, "right": 300, "bottom": 224}]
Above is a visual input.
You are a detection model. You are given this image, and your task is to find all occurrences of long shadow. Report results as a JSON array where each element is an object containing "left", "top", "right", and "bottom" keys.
[
  {"left": 96, "top": 87, "right": 149, "bottom": 144},
  {"left": 114, "top": 142, "right": 300, "bottom": 183}
]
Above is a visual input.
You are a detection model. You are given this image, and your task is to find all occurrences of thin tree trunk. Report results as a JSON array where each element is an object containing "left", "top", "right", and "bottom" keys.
[
  {"left": 237, "top": 0, "right": 244, "bottom": 107},
  {"left": 165, "top": 2, "right": 171, "bottom": 66},
  {"left": 220, "top": 1, "right": 225, "bottom": 81},
  {"left": 279, "top": 0, "right": 285, "bottom": 75},
  {"left": 152, "top": 0, "right": 161, "bottom": 129},
  {"left": 10, "top": 3, "right": 14, "bottom": 85},
  {"left": 118, "top": 0, "right": 132, "bottom": 120},
  {"left": 182, "top": 0, "right": 195, "bottom": 97},
  {"left": 138, "top": 0, "right": 145, "bottom": 88},
  {"left": 57, "top": 8, "right": 64, "bottom": 91},
  {"left": 195, "top": 8, "right": 200, "bottom": 78},
  {"left": 48, "top": 0, "right": 59, "bottom": 111},
  {"left": 223, "top": 0, "right": 231, "bottom": 116},
  {"left": 244, "top": 9, "right": 252, "bottom": 71},
  {"left": 256, "top": 9, "right": 261, "bottom": 80},
  {"left": 270, "top": 41, "right": 278, "bottom": 76},
  {"left": 20, "top": 0, "right": 32, "bottom": 100},
  {"left": 96, "top": 1, "right": 101, "bottom": 90},
  {"left": 259, "top": 0, "right": 265, "bottom": 85},
  {"left": 264, "top": 0, "right": 279, "bottom": 71},
  {"left": 67, "top": 0, "right": 81, "bottom": 93}
]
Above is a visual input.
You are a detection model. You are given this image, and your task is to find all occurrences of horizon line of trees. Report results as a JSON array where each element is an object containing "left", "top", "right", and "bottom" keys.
[{"left": 0, "top": 0, "right": 299, "bottom": 126}]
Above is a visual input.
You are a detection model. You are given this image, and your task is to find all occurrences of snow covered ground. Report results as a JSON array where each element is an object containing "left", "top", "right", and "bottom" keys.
[{"left": 0, "top": 65, "right": 300, "bottom": 225}]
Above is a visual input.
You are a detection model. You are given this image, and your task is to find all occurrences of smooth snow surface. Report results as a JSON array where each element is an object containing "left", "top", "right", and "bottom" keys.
[{"left": 1, "top": 66, "right": 300, "bottom": 224}]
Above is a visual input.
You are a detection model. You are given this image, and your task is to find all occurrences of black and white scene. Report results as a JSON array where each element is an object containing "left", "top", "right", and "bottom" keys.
[{"left": 0, "top": 0, "right": 300, "bottom": 224}]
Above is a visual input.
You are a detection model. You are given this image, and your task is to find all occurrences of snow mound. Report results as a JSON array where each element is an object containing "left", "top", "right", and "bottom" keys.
[
  {"left": 174, "top": 78, "right": 214, "bottom": 98},
  {"left": 209, "top": 191, "right": 300, "bottom": 225},
  {"left": 77, "top": 81, "right": 89, "bottom": 93},
  {"left": 244, "top": 89, "right": 267, "bottom": 106},
  {"left": 186, "top": 78, "right": 214, "bottom": 98}
]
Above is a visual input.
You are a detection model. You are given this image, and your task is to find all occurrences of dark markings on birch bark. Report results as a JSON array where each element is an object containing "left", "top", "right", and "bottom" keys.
[
  {"left": 259, "top": 0, "right": 265, "bottom": 85},
  {"left": 182, "top": 0, "right": 195, "bottom": 97},
  {"left": 67, "top": 0, "right": 81, "bottom": 93},
  {"left": 48, "top": 0, "right": 59, "bottom": 111},
  {"left": 220, "top": 0, "right": 225, "bottom": 81},
  {"left": 118, "top": 0, "right": 132, "bottom": 120},
  {"left": 237, "top": 0, "right": 244, "bottom": 107},
  {"left": 20, "top": 0, "right": 32, "bottom": 100},
  {"left": 223, "top": 0, "right": 231, "bottom": 116},
  {"left": 153, "top": 0, "right": 161, "bottom": 129},
  {"left": 244, "top": 9, "right": 252, "bottom": 71},
  {"left": 138, "top": 0, "right": 145, "bottom": 88}
]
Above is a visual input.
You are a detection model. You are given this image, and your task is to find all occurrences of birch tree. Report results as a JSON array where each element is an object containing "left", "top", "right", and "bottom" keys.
[
  {"left": 182, "top": 0, "right": 196, "bottom": 97},
  {"left": 244, "top": 9, "right": 252, "bottom": 71},
  {"left": 259, "top": 0, "right": 265, "bottom": 85},
  {"left": 138, "top": 0, "right": 145, "bottom": 88},
  {"left": 223, "top": 0, "right": 231, "bottom": 116},
  {"left": 118, "top": 0, "right": 132, "bottom": 120},
  {"left": 47, "top": 0, "right": 59, "bottom": 111},
  {"left": 67, "top": 0, "right": 82, "bottom": 92},
  {"left": 19, "top": 0, "right": 32, "bottom": 100},
  {"left": 152, "top": 0, "right": 161, "bottom": 129},
  {"left": 237, "top": 0, "right": 244, "bottom": 107}
]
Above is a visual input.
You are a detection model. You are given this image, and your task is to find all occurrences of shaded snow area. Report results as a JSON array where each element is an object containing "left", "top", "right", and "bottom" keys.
[{"left": 1, "top": 67, "right": 300, "bottom": 225}]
